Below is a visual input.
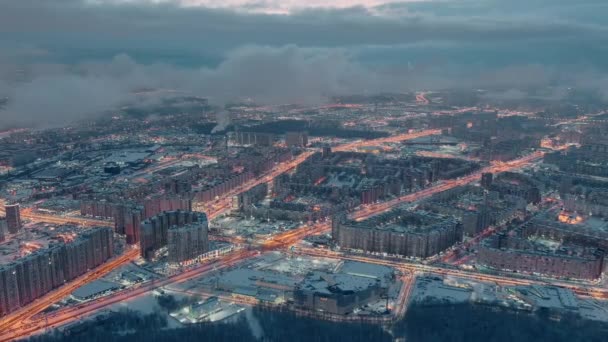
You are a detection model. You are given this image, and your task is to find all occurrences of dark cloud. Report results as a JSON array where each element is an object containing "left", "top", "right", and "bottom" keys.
[
  {"left": 0, "top": 47, "right": 397, "bottom": 128},
  {"left": 2, "top": 45, "right": 603, "bottom": 130},
  {"left": 1, "top": 0, "right": 607, "bottom": 128},
  {"left": 1, "top": 0, "right": 606, "bottom": 54}
]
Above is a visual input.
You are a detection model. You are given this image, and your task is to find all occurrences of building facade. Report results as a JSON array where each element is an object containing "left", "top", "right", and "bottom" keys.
[
  {"left": 478, "top": 234, "right": 604, "bottom": 280},
  {"left": 0, "top": 227, "right": 113, "bottom": 317},
  {"left": 333, "top": 210, "right": 462, "bottom": 259},
  {"left": 139, "top": 211, "right": 208, "bottom": 260},
  {"left": 5, "top": 204, "right": 22, "bottom": 234},
  {"left": 167, "top": 221, "right": 209, "bottom": 264},
  {"left": 0, "top": 218, "right": 6, "bottom": 242}
]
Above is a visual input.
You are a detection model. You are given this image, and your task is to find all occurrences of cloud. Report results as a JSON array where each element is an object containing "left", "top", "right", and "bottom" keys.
[
  {"left": 1, "top": 0, "right": 608, "bottom": 128},
  {"left": 194, "top": 45, "right": 395, "bottom": 104},
  {"left": 1, "top": 0, "right": 606, "bottom": 53},
  {"left": 0, "top": 0, "right": 604, "bottom": 77},
  {"left": 2, "top": 75, "right": 128, "bottom": 128},
  {"left": 0, "top": 47, "right": 395, "bottom": 128},
  {"left": 4, "top": 45, "right": 607, "bottom": 130},
  {"left": 480, "top": 89, "right": 528, "bottom": 102},
  {"left": 3, "top": 43, "right": 608, "bottom": 129},
  {"left": 94, "top": 0, "right": 419, "bottom": 13}
]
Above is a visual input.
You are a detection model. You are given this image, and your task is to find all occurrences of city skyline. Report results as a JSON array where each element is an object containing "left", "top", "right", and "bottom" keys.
[{"left": 1, "top": 1, "right": 608, "bottom": 342}]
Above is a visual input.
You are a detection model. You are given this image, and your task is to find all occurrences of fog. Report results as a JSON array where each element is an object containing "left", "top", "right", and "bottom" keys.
[{"left": 1, "top": 0, "right": 607, "bottom": 128}]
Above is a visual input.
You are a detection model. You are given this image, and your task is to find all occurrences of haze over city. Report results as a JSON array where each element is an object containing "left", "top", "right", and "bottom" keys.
[
  {"left": 2, "top": 0, "right": 608, "bottom": 128},
  {"left": 1, "top": 1, "right": 608, "bottom": 341}
]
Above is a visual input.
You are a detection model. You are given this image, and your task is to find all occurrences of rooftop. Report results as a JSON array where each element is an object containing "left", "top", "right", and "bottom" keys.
[
  {"left": 298, "top": 271, "right": 381, "bottom": 295},
  {"left": 346, "top": 209, "right": 457, "bottom": 235},
  {"left": 72, "top": 279, "right": 122, "bottom": 300}
]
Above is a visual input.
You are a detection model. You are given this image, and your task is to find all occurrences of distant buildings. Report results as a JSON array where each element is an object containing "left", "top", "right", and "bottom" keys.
[
  {"left": 264, "top": 151, "right": 481, "bottom": 225},
  {"left": 232, "top": 183, "right": 267, "bottom": 210},
  {"left": 80, "top": 196, "right": 192, "bottom": 245},
  {"left": 140, "top": 210, "right": 208, "bottom": 261},
  {"left": 333, "top": 209, "right": 462, "bottom": 259},
  {"left": 545, "top": 135, "right": 608, "bottom": 178},
  {"left": 293, "top": 271, "right": 387, "bottom": 315},
  {"left": 285, "top": 131, "right": 308, "bottom": 147},
  {"left": 489, "top": 172, "right": 541, "bottom": 205},
  {"left": 322, "top": 146, "right": 332, "bottom": 158},
  {"left": 234, "top": 131, "right": 275, "bottom": 147},
  {"left": 446, "top": 111, "right": 545, "bottom": 161},
  {"left": 563, "top": 192, "right": 608, "bottom": 218},
  {"left": 478, "top": 233, "right": 604, "bottom": 280},
  {"left": 421, "top": 185, "right": 525, "bottom": 237},
  {"left": 478, "top": 209, "right": 608, "bottom": 280},
  {"left": 0, "top": 218, "right": 6, "bottom": 242},
  {"left": 164, "top": 179, "right": 192, "bottom": 195},
  {"left": 481, "top": 172, "right": 493, "bottom": 189},
  {"left": 223, "top": 147, "right": 293, "bottom": 176},
  {"left": 521, "top": 210, "right": 608, "bottom": 250},
  {"left": 80, "top": 199, "right": 142, "bottom": 244},
  {"left": 167, "top": 222, "right": 209, "bottom": 264},
  {"left": 560, "top": 178, "right": 608, "bottom": 219},
  {"left": 0, "top": 227, "right": 114, "bottom": 317},
  {"left": 6, "top": 96, "right": 608, "bottom": 322},
  {"left": 5, "top": 204, "right": 22, "bottom": 234},
  {"left": 191, "top": 172, "right": 254, "bottom": 203},
  {"left": 143, "top": 197, "right": 193, "bottom": 219}
]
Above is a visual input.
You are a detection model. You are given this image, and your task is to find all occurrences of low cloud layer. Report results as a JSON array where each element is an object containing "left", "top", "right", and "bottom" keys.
[
  {"left": 3, "top": 45, "right": 608, "bottom": 129},
  {"left": 0, "top": 47, "right": 385, "bottom": 128},
  {"left": 1, "top": 0, "right": 608, "bottom": 128}
]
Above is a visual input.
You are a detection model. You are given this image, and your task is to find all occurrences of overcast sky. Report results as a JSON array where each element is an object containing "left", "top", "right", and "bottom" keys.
[{"left": 1, "top": 0, "right": 607, "bottom": 128}]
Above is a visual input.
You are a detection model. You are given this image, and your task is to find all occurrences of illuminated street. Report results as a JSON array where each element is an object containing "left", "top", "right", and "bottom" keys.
[{"left": 0, "top": 139, "right": 556, "bottom": 341}]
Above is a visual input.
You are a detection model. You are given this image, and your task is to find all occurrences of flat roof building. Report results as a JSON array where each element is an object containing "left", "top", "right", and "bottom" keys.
[
  {"left": 478, "top": 234, "right": 604, "bottom": 280},
  {"left": 293, "top": 271, "right": 387, "bottom": 315},
  {"left": 72, "top": 279, "right": 122, "bottom": 301},
  {"left": 333, "top": 209, "right": 462, "bottom": 259}
]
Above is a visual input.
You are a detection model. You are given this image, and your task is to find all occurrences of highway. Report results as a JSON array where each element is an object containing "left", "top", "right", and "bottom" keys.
[
  {"left": 332, "top": 129, "right": 440, "bottom": 152},
  {"left": 1, "top": 129, "right": 438, "bottom": 337},
  {"left": 353, "top": 151, "right": 545, "bottom": 221},
  {"left": 295, "top": 246, "right": 532, "bottom": 286},
  {"left": 415, "top": 151, "right": 480, "bottom": 162},
  {"left": 0, "top": 248, "right": 140, "bottom": 336},
  {"left": 20, "top": 208, "right": 110, "bottom": 227},
  {"left": 4, "top": 129, "right": 440, "bottom": 225},
  {"left": 120, "top": 156, "right": 182, "bottom": 179},
  {"left": 391, "top": 271, "right": 416, "bottom": 320},
  {"left": 0, "top": 220, "right": 327, "bottom": 341},
  {"left": 194, "top": 150, "right": 316, "bottom": 218},
  {"left": 1, "top": 148, "right": 552, "bottom": 339},
  {"left": 0, "top": 131, "right": 547, "bottom": 340},
  {"left": 0, "top": 204, "right": 110, "bottom": 228},
  {"left": 293, "top": 247, "right": 608, "bottom": 300},
  {"left": 196, "top": 128, "right": 440, "bottom": 218},
  {"left": 0, "top": 249, "right": 253, "bottom": 341},
  {"left": 415, "top": 92, "right": 430, "bottom": 105}
]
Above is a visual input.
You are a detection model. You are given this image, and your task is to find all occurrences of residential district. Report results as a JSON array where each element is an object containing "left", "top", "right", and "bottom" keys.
[{"left": 2, "top": 92, "right": 608, "bottom": 340}]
